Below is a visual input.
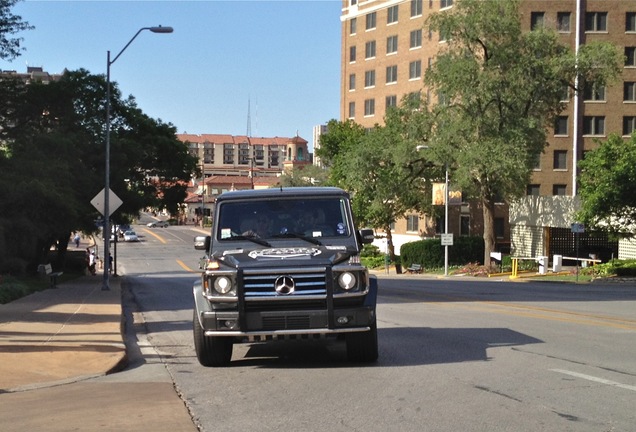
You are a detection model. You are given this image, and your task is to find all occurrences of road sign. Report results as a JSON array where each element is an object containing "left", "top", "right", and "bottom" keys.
[
  {"left": 91, "top": 188, "right": 123, "bottom": 217},
  {"left": 441, "top": 233, "right": 454, "bottom": 246}
]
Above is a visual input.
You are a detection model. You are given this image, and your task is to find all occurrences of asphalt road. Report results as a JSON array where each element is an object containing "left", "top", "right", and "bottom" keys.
[{"left": 115, "top": 219, "right": 636, "bottom": 432}]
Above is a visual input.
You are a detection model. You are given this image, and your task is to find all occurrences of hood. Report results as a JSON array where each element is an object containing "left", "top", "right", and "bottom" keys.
[{"left": 214, "top": 245, "right": 355, "bottom": 269}]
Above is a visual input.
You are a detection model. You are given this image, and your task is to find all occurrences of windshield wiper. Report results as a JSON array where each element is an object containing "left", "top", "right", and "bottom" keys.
[
  {"left": 270, "top": 232, "right": 322, "bottom": 246},
  {"left": 226, "top": 235, "right": 271, "bottom": 247}
]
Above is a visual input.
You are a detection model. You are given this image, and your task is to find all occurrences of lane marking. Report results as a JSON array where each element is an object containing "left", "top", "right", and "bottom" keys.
[
  {"left": 142, "top": 228, "right": 167, "bottom": 244},
  {"left": 551, "top": 369, "right": 636, "bottom": 392},
  {"left": 177, "top": 259, "right": 197, "bottom": 273}
]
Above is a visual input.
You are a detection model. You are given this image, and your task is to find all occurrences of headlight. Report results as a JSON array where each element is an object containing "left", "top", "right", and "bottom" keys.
[
  {"left": 338, "top": 272, "right": 357, "bottom": 290},
  {"left": 214, "top": 276, "right": 233, "bottom": 294}
]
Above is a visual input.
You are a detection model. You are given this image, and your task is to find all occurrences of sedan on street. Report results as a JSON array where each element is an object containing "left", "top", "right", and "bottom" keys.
[
  {"left": 123, "top": 230, "right": 139, "bottom": 242},
  {"left": 147, "top": 221, "right": 169, "bottom": 228}
]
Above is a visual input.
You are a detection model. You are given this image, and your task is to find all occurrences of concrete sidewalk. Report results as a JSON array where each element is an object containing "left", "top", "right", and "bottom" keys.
[{"left": 0, "top": 275, "right": 197, "bottom": 431}]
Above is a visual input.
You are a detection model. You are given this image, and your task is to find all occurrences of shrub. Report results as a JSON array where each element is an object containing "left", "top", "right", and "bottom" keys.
[{"left": 400, "top": 236, "right": 484, "bottom": 269}]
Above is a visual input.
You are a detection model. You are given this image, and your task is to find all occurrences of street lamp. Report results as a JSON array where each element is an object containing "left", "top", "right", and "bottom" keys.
[
  {"left": 102, "top": 26, "right": 173, "bottom": 291},
  {"left": 417, "top": 145, "right": 450, "bottom": 277}
]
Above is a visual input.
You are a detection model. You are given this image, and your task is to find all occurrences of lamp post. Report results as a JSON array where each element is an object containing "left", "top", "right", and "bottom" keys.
[
  {"left": 102, "top": 26, "right": 173, "bottom": 291},
  {"left": 417, "top": 145, "right": 449, "bottom": 277}
]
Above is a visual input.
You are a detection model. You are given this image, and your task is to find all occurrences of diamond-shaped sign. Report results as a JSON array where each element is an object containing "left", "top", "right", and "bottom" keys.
[{"left": 91, "top": 188, "right": 123, "bottom": 217}]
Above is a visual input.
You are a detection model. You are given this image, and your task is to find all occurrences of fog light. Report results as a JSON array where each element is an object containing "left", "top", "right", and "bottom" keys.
[
  {"left": 337, "top": 316, "right": 350, "bottom": 325},
  {"left": 223, "top": 320, "right": 237, "bottom": 329}
]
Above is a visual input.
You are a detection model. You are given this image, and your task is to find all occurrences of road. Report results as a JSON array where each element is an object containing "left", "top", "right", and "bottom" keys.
[{"left": 114, "top": 218, "right": 636, "bottom": 432}]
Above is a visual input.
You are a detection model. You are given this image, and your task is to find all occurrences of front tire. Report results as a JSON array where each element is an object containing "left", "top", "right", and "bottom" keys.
[
  {"left": 346, "top": 319, "right": 378, "bottom": 363},
  {"left": 193, "top": 311, "right": 233, "bottom": 367}
]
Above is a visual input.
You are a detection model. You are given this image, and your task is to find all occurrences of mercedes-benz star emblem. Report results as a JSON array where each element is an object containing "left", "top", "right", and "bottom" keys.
[{"left": 274, "top": 276, "right": 295, "bottom": 295}]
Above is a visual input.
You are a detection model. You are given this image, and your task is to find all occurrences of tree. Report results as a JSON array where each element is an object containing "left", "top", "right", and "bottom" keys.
[
  {"left": 0, "top": 69, "right": 198, "bottom": 273},
  {"left": 422, "top": 0, "right": 621, "bottom": 264},
  {"left": 278, "top": 164, "right": 329, "bottom": 187},
  {"left": 577, "top": 133, "right": 636, "bottom": 236},
  {"left": 0, "top": 0, "right": 33, "bottom": 61},
  {"left": 318, "top": 95, "right": 436, "bottom": 263}
]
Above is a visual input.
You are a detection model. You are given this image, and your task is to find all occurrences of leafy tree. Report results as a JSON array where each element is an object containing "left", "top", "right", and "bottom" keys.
[
  {"left": 422, "top": 0, "right": 621, "bottom": 263},
  {"left": 0, "top": 0, "right": 33, "bottom": 61},
  {"left": 577, "top": 133, "right": 636, "bottom": 236},
  {"left": 278, "top": 164, "right": 328, "bottom": 187},
  {"left": 319, "top": 95, "right": 437, "bottom": 263},
  {"left": 0, "top": 69, "right": 197, "bottom": 273}
]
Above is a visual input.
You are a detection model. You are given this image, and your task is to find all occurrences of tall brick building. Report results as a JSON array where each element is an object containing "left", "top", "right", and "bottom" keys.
[{"left": 340, "top": 0, "right": 636, "bottom": 259}]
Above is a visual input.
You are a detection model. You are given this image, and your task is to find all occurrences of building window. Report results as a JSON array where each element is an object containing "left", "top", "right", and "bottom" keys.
[
  {"left": 387, "top": 35, "right": 398, "bottom": 54},
  {"left": 532, "top": 153, "right": 541, "bottom": 170},
  {"left": 386, "top": 65, "right": 398, "bottom": 84},
  {"left": 411, "top": 0, "right": 422, "bottom": 17},
  {"left": 553, "top": 150, "right": 567, "bottom": 170},
  {"left": 585, "top": 12, "right": 607, "bottom": 32},
  {"left": 583, "top": 83, "right": 606, "bottom": 101},
  {"left": 387, "top": 5, "right": 399, "bottom": 24},
  {"left": 626, "top": 47, "right": 636, "bottom": 66},
  {"left": 628, "top": 12, "right": 636, "bottom": 32},
  {"left": 460, "top": 215, "right": 469, "bottom": 236},
  {"left": 531, "top": 12, "right": 545, "bottom": 30},
  {"left": 583, "top": 116, "right": 605, "bottom": 135},
  {"left": 409, "top": 60, "right": 422, "bottom": 80},
  {"left": 349, "top": 73, "right": 356, "bottom": 91},
  {"left": 435, "top": 216, "right": 445, "bottom": 235},
  {"left": 223, "top": 144, "right": 234, "bottom": 164},
  {"left": 527, "top": 184, "right": 540, "bottom": 196},
  {"left": 555, "top": 116, "right": 568, "bottom": 135},
  {"left": 350, "top": 0, "right": 357, "bottom": 5},
  {"left": 386, "top": 95, "right": 397, "bottom": 108},
  {"left": 364, "top": 98, "right": 375, "bottom": 116},
  {"left": 625, "top": 82, "right": 636, "bottom": 101},
  {"left": 553, "top": 185, "right": 567, "bottom": 196},
  {"left": 557, "top": 12, "right": 571, "bottom": 32},
  {"left": 410, "top": 29, "right": 422, "bottom": 49},
  {"left": 365, "top": 40, "right": 376, "bottom": 59},
  {"left": 406, "top": 215, "right": 419, "bottom": 232},
  {"left": 623, "top": 116, "right": 636, "bottom": 135},
  {"left": 348, "top": 102, "right": 355, "bottom": 119},
  {"left": 441, "top": 0, "right": 453, "bottom": 8},
  {"left": 560, "top": 84, "right": 570, "bottom": 102},
  {"left": 366, "top": 12, "right": 376, "bottom": 30},
  {"left": 364, "top": 70, "right": 376, "bottom": 87},
  {"left": 349, "top": 46, "right": 356, "bottom": 63}
]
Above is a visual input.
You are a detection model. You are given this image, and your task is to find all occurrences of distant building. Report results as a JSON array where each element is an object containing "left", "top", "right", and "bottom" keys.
[
  {"left": 0, "top": 66, "right": 62, "bottom": 84},
  {"left": 312, "top": 124, "right": 328, "bottom": 168}
]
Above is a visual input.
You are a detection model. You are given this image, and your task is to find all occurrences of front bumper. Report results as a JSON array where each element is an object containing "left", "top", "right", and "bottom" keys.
[{"left": 200, "top": 306, "right": 375, "bottom": 338}]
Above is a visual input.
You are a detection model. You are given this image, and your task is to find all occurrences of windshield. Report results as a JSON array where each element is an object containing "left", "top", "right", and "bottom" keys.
[{"left": 216, "top": 197, "right": 351, "bottom": 241}]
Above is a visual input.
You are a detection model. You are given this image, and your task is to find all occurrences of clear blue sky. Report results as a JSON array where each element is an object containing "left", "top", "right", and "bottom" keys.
[{"left": 1, "top": 0, "right": 343, "bottom": 149}]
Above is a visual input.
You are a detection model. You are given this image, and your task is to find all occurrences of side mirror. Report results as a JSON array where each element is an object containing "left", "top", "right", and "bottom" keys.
[
  {"left": 194, "top": 235, "right": 210, "bottom": 251},
  {"left": 358, "top": 228, "right": 375, "bottom": 244}
]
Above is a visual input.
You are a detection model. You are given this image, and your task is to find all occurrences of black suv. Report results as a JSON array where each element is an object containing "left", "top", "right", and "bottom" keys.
[{"left": 193, "top": 187, "right": 378, "bottom": 366}]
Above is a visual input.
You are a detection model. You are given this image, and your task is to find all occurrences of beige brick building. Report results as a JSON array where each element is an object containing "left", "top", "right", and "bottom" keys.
[{"left": 340, "top": 0, "right": 636, "bottom": 260}]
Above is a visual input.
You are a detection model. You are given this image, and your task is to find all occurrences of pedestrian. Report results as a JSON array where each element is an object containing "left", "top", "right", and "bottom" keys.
[
  {"left": 73, "top": 233, "right": 80, "bottom": 248},
  {"left": 108, "top": 254, "right": 113, "bottom": 273},
  {"left": 88, "top": 250, "right": 97, "bottom": 276}
]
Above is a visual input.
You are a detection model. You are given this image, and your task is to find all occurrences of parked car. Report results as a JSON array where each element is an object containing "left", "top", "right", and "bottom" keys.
[
  {"left": 123, "top": 230, "right": 139, "bottom": 242},
  {"left": 147, "top": 221, "right": 169, "bottom": 228}
]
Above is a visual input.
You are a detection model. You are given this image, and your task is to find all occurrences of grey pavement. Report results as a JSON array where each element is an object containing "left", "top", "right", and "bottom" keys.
[{"left": 0, "top": 274, "right": 196, "bottom": 432}]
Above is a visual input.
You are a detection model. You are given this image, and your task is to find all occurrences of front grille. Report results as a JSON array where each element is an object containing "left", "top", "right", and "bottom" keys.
[{"left": 243, "top": 267, "right": 327, "bottom": 299}]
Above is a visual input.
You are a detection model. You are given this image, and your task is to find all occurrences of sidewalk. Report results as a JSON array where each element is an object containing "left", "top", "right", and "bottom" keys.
[
  {"left": 0, "top": 275, "right": 126, "bottom": 391},
  {"left": 0, "top": 274, "right": 197, "bottom": 431}
]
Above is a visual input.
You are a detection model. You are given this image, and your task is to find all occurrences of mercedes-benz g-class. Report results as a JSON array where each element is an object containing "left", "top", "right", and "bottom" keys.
[{"left": 192, "top": 187, "right": 378, "bottom": 366}]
